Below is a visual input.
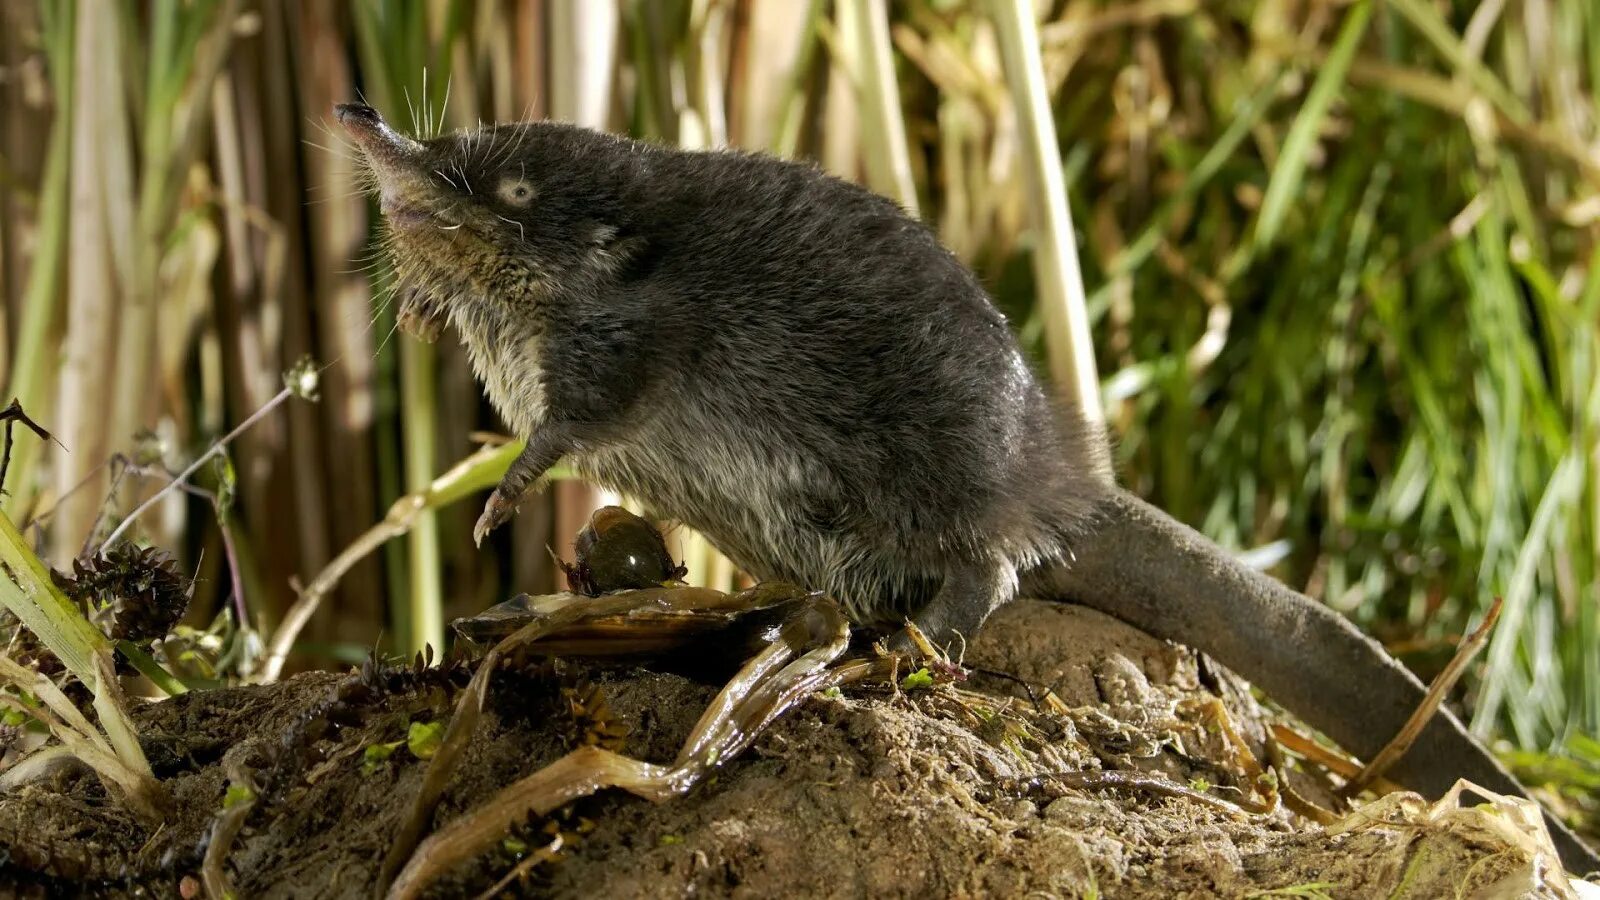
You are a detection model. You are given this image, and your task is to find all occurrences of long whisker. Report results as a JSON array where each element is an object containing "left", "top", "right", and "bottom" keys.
[
  {"left": 302, "top": 138, "right": 354, "bottom": 157},
  {"left": 304, "top": 190, "right": 371, "bottom": 207},
  {"left": 439, "top": 74, "right": 452, "bottom": 136},
  {"left": 471, "top": 120, "right": 487, "bottom": 165},
  {"left": 374, "top": 317, "right": 404, "bottom": 356},
  {"left": 493, "top": 123, "right": 529, "bottom": 170},
  {"left": 369, "top": 279, "right": 401, "bottom": 327},
  {"left": 494, "top": 213, "right": 526, "bottom": 243},
  {"left": 305, "top": 119, "right": 362, "bottom": 156},
  {"left": 422, "top": 69, "right": 430, "bottom": 137},
  {"left": 403, "top": 84, "right": 419, "bottom": 136}
]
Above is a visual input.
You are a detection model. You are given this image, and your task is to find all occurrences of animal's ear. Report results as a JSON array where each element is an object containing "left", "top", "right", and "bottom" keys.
[{"left": 585, "top": 223, "right": 649, "bottom": 275}]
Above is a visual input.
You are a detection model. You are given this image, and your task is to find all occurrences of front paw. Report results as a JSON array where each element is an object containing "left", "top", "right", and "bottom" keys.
[
  {"left": 472, "top": 489, "right": 520, "bottom": 546},
  {"left": 397, "top": 286, "right": 446, "bottom": 342}
]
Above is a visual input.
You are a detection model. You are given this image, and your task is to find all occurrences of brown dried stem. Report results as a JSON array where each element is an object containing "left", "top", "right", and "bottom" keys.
[
  {"left": 1264, "top": 734, "right": 1341, "bottom": 826},
  {"left": 0, "top": 399, "right": 60, "bottom": 497},
  {"left": 375, "top": 591, "right": 668, "bottom": 895},
  {"left": 259, "top": 440, "right": 522, "bottom": 682},
  {"left": 99, "top": 383, "right": 299, "bottom": 553},
  {"left": 1047, "top": 770, "right": 1255, "bottom": 818},
  {"left": 202, "top": 761, "right": 259, "bottom": 900},
  {"left": 1339, "top": 597, "right": 1504, "bottom": 799},
  {"left": 383, "top": 597, "right": 851, "bottom": 900}
]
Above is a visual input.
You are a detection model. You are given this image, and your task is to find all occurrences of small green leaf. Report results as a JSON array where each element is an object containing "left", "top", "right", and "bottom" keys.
[
  {"left": 1189, "top": 777, "right": 1212, "bottom": 793},
  {"left": 502, "top": 837, "right": 528, "bottom": 855},
  {"left": 407, "top": 720, "right": 446, "bottom": 760},
  {"left": 361, "top": 739, "right": 403, "bottom": 775},
  {"left": 658, "top": 834, "right": 682, "bottom": 846},
  {"left": 210, "top": 453, "right": 237, "bottom": 520},
  {"left": 131, "top": 429, "right": 168, "bottom": 467},
  {"left": 900, "top": 667, "right": 934, "bottom": 690},
  {"left": 222, "top": 784, "right": 256, "bottom": 809},
  {"left": 820, "top": 686, "right": 843, "bottom": 700}
]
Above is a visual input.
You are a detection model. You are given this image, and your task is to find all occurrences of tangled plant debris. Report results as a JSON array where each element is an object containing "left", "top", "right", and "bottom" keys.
[{"left": 1, "top": 463, "right": 1594, "bottom": 897}]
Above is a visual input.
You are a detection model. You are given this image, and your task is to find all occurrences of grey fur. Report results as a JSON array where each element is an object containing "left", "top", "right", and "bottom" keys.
[{"left": 336, "top": 103, "right": 1598, "bottom": 873}]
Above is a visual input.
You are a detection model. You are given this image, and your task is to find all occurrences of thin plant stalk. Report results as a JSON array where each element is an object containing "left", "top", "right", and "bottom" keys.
[
  {"left": 768, "top": 0, "right": 829, "bottom": 160},
  {"left": 843, "top": 0, "right": 920, "bottom": 215},
  {"left": 548, "top": 0, "right": 624, "bottom": 552},
  {"left": 0, "top": 509, "right": 166, "bottom": 821},
  {"left": 259, "top": 441, "right": 528, "bottom": 682},
  {"left": 348, "top": 1, "right": 463, "bottom": 660},
  {"left": 989, "top": 0, "right": 1101, "bottom": 426},
  {"left": 398, "top": 337, "right": 444, "bottom": 657},
  {"left": 1, "top": 0, "right": 74, "bottom": 523},
  {"left": 100, "top": 384, "right": 301, "bottom": 553},
  {"left": 50, "top": 0, "right": 126, "bottom": 561},
  {"left": 1254, "top": 0, "right": 1372, "bottom": 250}
]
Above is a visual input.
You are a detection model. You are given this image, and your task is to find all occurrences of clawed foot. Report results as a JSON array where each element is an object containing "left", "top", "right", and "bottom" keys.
[
  {"left": 472, "top": 489, "right": 520, "bottom": 546},
  {"left": 396, "top": 285, "right": 446, "bottom": 342},
  {"left": 884, "top": 628, "right": 917, "bottom": 655},
  {"left": 886, "top": 616, "right": 970, "bottom": 662}
]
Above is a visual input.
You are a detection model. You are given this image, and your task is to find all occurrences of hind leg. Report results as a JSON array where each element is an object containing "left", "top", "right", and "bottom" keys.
[{"left": 893, "top": 556, "right": 1014, "bottom": 655}]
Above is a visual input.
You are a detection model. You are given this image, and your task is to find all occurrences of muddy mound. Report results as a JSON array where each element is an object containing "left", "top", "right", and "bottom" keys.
[{"left": 0, "top": 601, "right": 1560, "bottom": 898}]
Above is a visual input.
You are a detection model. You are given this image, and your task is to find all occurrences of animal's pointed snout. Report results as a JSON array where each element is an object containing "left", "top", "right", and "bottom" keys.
[
  {"left": 334, "top": 103, "right": 381, "bottom": 126},
  {"left": 334, "top": 102, "right": 423, "bottom": 172}
]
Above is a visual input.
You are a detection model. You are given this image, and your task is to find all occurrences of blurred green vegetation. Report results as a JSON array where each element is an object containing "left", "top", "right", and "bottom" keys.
[{"left": 0, "top": 0, "right": 1596, "bottom": 763}]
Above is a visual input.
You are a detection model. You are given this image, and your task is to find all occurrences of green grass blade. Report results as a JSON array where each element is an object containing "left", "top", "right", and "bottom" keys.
[{"left": 1255, "top": 0, "right": 1373, "bottom": 250}]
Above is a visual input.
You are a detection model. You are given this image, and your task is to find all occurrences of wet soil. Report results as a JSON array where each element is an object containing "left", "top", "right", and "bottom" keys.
[{"left": 0, "top": 601, "right": 1570, "bottom": 898}]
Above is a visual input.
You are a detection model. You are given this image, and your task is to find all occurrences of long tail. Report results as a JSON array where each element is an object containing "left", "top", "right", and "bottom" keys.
[{"left": 1028, "top": 488, "right": 1599, "bottom": 875}]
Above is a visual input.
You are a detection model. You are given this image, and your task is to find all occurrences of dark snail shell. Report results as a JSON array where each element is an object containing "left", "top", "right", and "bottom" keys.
[{"left": 564, "top": 506, "right": 686, "bottom": 596}]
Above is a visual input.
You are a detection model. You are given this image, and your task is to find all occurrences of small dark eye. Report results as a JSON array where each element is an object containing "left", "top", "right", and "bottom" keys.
[{"left": 499, "top": 178, "right": 534, "bottom": 206}]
